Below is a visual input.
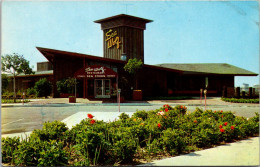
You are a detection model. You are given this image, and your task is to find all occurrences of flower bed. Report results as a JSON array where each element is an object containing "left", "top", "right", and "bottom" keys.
[
  {"left": 221, "top": 97, "right": 259, "bottom": 103},
  {"left": 2, "top": 105, "right": 259, "bottom": 166}
]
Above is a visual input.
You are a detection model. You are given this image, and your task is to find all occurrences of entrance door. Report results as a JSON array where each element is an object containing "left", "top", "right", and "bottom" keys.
[{"left": 95, "top": 79, "right": 111, "bottom": 98}]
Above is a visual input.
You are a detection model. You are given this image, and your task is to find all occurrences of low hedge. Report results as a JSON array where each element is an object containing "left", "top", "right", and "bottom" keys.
[
  {"left": 1, "top": 99, "right": 30, "bottom": 104},
  {"left": 2, "top": 105, "right": 259, "bottom": 166},
  {"left": 221, "top": 98, "right": 259, "bottom": 103}
]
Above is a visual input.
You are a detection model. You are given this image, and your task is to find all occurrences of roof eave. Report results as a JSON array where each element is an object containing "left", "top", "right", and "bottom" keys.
[{"left": 94, "top": 14, "right": 153, "bottom": 23}]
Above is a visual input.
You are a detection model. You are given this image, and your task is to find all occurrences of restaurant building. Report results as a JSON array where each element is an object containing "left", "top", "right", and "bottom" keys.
[{"left": 9, "top": 14, "right": 258, "bottom": 99}]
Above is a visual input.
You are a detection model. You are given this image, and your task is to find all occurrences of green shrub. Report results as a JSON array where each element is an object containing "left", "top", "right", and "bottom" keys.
[
  {"left": 69, "top": 119, "right": 111, "bottom": 165},
  {"left": 34, "top": 78, "right": 52, "bottom": 97},
  {"left": 56, "top": 77, "right": 77, "bottom": 94},
  {"left": 2, "top": 105, "right": 259, "bottom": 166},
  {"left": 119, "top": 112, "right": 130, "bottom": 120},
  {"left": 133, "top": 110, "right": 148, "bottom": 120},
  {"left": 56, "top": 79, "right": 68, "bottom": 94},
  {"left": 26, "top": 87, "right": 36, "bottom": 96},
  {"left": 13, "top": 138, "right": 42, "bottom": 166},
  {"left": 13, "top": 138, "right": 68, "bottom": 166},
  {"left": 31, "top": 121, "right": 68, "bottom": 142},
  {"left": 221, "top": 97, "right": 259, "bottom": 103},
  {"left": 1, "top": 137, "right": 21, "bottom": 163},
  {"left": 192, "top": 127, "right": 220, "bottom": 147},
  {"left": 161, "top": 128, "right": 187, "bottom": 155},
  {"left": 1, "top": 74, "right": 10, "bottom": 93},
  {"left": 1, "top": 99, "right": 30, "bottom": 103},
  {"left": 2, "top": 91, "right": 14, "bottom": 99},
  {"left": 37, "top": 140, "right": 69, "bottom": 166},
  {"left": 110, "top": 130, "right": 138, "bottom": 163}
]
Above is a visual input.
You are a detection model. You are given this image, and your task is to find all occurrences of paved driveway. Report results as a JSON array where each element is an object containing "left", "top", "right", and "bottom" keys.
[{"left": 1, "top": 97, "right": 259, "bottom": 135}]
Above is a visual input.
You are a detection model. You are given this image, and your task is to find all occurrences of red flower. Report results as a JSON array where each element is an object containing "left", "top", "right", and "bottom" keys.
[
  {"left": 194, "top": 120, "right": 197, "bottom": 123},
  {"left": 219, "top": 125, "right": 223, "bottom": 128},
  {"left": 224, "top": 122, "right": 228, "bottom": 126},
  {"left": 214, "top": 111, "right": 216, "bottom": 113},
  {"left": 157, "top": 123, "right": 161, "bottom": 128},
  {"left": 164, "top": 116, "right": 167, "bottom": 119},
  {"left": 90, "top": 119, "right": 95, "bottom": 124},
  {"left": 165, "top": 108, "right": 169, "bottom": 112},
  {"left": 220, "top": 110, "right": 223, "bottom": 113},
  {"left": 220, "top": 128, "right": 225, "bottom": 133},
  {"left": 87, "top": 114, "right": 94, "bottom": 119},
  {"left": 180, "top": 105, "right": 183, "bottom": 109},
  {"left": 221, "top": 115, "right": 223, "bottom": 118},
  {"left": 163, "top": 104, "right": 169, "bottom": 108},
  {"left": 231, "top": 126, "right": 235, "bottom": 130}
]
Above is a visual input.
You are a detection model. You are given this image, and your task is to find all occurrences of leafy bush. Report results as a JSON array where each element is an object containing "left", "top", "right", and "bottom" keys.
[
  {"left": 221, "top": 97, "right": 259, "bottom": 103},
  {"left": 2, "top": 91, "right": 14, "bottom": 99},
  {"left": 13, "top": 138, "right": 68, "bottom": 166},
  {"left": 1, "top": 74, "right": 10, "bottom": 93},
  {"left": 34, "top": 78, "right": 52, "bottom": 97},
  {"left": 31, "top": 121, "right": 68, "bottom": 142},
  {"left": 56, "top": 79, "right": 68, "bottom": 94},
  {"left": 2, "top": 105, "right": 259, "bottom": 166},
  {"left": 2, "top": 137, "right": 21, "bottom": 163},
  {"left": 110, "top": 130, "right": 138, "bottom": 163},
  {"left": 56, "top": 77, "right": 77, "bottom": 94},
  {"left": 26, "top": 87, "right": 36, "bottom": 96},
  {"left": 119, "top": 112, "right": 130, "bottom": 120},
  {"left": 133, "top": 110, "right": 148, "bottom": 120},
  {"left": 161, "top": 128, "right": 187, "bottom": 155},
  {"left": 1, "top": 99, "right": 30, "bottom": 103},
  {"left": 69, "top": 119, "right": 111, "bottom": 165}
]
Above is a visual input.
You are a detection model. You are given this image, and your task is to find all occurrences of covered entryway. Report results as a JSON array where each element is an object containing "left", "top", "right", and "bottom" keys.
[
  {"left": 95, "top": 79, "right": 111, "bottom": 98},
  {"left": 74, "top": 65, "right": 118, "bottom": 99}
]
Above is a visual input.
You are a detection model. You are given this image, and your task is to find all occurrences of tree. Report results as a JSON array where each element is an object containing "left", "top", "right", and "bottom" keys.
[
  {"left": 34, "top": 78, "right": 52, "bottom": 97},
  {"left": 123, "top": 58, "right": 143, "bottom": 89},
  {"left": 1, "top": 74, "right": 10, "bottom": 93},
  {"left": 1, "top": 53, "right": 34, "bottom": 101}
]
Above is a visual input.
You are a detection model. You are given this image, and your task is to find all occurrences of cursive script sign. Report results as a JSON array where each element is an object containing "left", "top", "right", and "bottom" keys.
[
  {"left": 74, "top": 65, "right": 117, "bottom": 79},
  {"left": 106, "top": 29, "right": 121, "bottom": 49}
]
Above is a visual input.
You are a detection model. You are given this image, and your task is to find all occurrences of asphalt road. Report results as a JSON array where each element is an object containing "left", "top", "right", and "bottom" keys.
[{"left": 1, "top": 104, "right": 259, "bottom": 135}]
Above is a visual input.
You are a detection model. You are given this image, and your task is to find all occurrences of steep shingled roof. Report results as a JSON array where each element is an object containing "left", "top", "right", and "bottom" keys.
[{"left": 156, "top": 63, "right": 258, "bottom": 76}]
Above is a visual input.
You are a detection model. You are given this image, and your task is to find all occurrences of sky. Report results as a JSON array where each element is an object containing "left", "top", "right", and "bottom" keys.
[{"left": 1, "top": 1, "right": 259, "bottom": 87}]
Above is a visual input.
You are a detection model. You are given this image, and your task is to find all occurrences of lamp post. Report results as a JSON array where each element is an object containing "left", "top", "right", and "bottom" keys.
[
  {"left": 118, "top": 89, "right": 121, "bottom": 112},
  {"left": 204, "top": 89, "right": 207, "bottom": 111},
  {"left": 200, "top": 88, "right": 203, "bottom": 104}
]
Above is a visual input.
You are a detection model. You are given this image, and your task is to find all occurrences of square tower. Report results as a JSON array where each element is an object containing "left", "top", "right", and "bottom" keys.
[{"left": 94, "top": 14, "right": 152, "bottom": 62}]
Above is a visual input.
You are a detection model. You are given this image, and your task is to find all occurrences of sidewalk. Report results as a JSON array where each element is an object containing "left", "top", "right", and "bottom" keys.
[
  {"left": 140, "top": 136, "right": 259, "bottom": 166},
  {"left": 2, "top": 111, "right": 259, "bottom": 166}
]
